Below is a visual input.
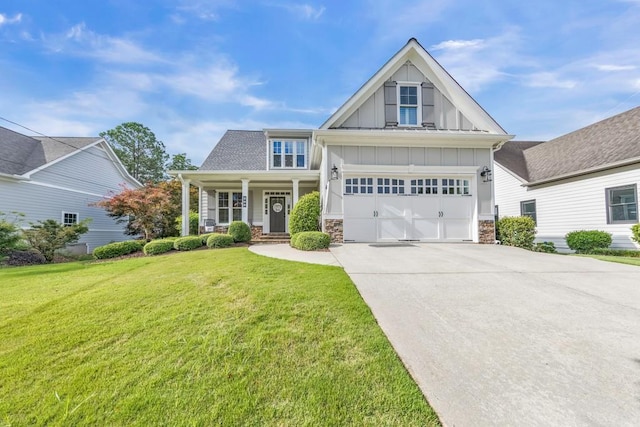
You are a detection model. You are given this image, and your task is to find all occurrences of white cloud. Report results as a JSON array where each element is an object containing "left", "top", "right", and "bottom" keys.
[
  {"left": 430, "top": 39, "right": 485, "bottom": 51},
  {"left": 593, "top": 64, "right": 636, "bottom": 71},
  {"left": 0, "top": 13, "right": 22, "bottom": 26},
  {"left": 265, "top": 2, "right": 325, "bottom": 20},
  {"left": 174, "top": 0, "right": 237, "bottom": 21},
  {"left": 524, "top": 72, "right": 577, "bottom": 89},
  {"left": 44, "top": 22, "right": 163, "bottom": 64}
]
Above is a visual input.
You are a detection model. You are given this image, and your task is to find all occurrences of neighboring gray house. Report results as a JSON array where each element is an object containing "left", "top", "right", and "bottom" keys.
[
  {"left": 172, "top": 38, "right": 513, "bottom": 243},
  {"left": 0, "top": 126, "right": 141, "bottom": 253},
  {"left": 494, "top": 107, "right": 640, "bottom": 250}
]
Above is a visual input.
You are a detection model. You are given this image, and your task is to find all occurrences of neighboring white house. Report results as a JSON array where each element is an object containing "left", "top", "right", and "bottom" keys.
[
  {"left": 494, "top": 107, "right": 640, "bottom": 250},
  {"left": 171, "top": 38, "right": 513, "bottom": 244},
  {"left": 0, "top": 126, "right": 141, "bottom": 253}
]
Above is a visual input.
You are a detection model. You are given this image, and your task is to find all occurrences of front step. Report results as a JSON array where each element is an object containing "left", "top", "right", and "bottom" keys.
[{"left": 251, "top": 233, "right": 290, "bottom": 244}]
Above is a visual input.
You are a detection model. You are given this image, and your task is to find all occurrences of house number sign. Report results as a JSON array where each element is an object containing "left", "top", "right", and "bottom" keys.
[
  {"left": 272, "top": 202, "right": 283, "bottom": 213},
  {"left": 242, "top": 196, "right": 247, "bottom": 208}
]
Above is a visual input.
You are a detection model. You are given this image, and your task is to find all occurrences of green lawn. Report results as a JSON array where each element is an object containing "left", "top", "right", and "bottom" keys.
[
  {"left": 577, "top": 254, "right": 640, "bottom": 267},
  {"left": 0, "top": 248, "right": 439, "bottom": 426}
]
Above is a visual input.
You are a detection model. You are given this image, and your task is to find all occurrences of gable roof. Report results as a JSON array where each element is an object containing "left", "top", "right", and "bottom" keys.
[
  {"left": 0, "top": 126, "right": 100, "bottom": 176},
  {"left": 493, "top": 141, "right": 544, "bottom": 181},
  {"left": 321, "top": 38, "right": 506, "bottom": 134},
  {"left": 495, "top": 106, "right": 640, "bottom": 185},
  {"left": 200, "top": 130, "right": 266, "bottom": 171}
]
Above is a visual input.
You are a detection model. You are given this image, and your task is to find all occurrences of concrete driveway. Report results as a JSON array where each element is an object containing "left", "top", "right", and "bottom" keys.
[{"left": 329, "top": 243, "right": 640, "bottom": 427}]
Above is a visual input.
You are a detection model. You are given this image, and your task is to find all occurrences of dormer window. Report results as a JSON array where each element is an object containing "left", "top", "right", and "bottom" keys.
[
  {"left": 271, "top": 139, "right": 307, "bottom": 169},
  {"left": 398, "top": 83, "right": 421, "bottom": 126}
]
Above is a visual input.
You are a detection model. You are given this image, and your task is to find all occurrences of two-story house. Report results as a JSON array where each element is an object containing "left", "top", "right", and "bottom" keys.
[{"left": 171, "top": 38, "right": 513, "bottom": 243}]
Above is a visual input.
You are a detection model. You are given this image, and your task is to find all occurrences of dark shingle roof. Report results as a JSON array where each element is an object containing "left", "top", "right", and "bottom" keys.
[
  {"left": 200, "top": 130, "right": 266, "bottom": 171},
  {"left": 496, "top": 106, "right": 640, "bottom": 184},
  {"left": 0, "top": 126, "right": 100, "bottom": 175},
  {"left": 494, "top": 141, "right": 544, "bottom": 181}
]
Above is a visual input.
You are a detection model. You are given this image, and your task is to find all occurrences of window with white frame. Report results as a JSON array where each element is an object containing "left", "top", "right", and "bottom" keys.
[
  {"left": 520, "top": 200, "right": 537, "bottom": 224},
  {"left": 218, "top": 191, "right": 242, "bottom": 224},
  {"left": 345, "top": 177, "right": 374, "bottom": 194},
  {"left": 271, "top": 139, "right": 306, "bottom": 169},
  {"left": 442, "top": 178, "right": 470, "bottom": 195},
  {"left": 606, "top": 184, "right": 637, "bottom": 224},
  {"left": 411, "top": 178, "right": 438, "bottom": 195},
  {"left": 377, "top": 178, "right": 405, "bottom": 194},
  {"left": 398, "top": 84, "right": 420, "bottom": 126},
  {"left": 62, "top": 212, "right": 78, "bottom": 226}
]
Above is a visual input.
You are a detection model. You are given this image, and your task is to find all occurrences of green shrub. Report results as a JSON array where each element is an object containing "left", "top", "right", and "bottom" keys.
[
  {"left": 632, "top": 224, "right": 640, "bottom": 244},
  {"left": 173, "top": 235, "right": 203, "bottom": 251},
  {"left": 533, "top": 241, "right": 557, "bottom": 254},
  {"left": 496, "top": 216, "right": 536, "bottom": 249},
  {"left": 0, "top": 211, "right": 25, "bottom": 255},
  {"left": 289, "top": 191, "right": 320, "bottom": 235},
  {"left": 200, "top": 233, "right": 217, "bottom": 244},
  {"left": 5, "top": 249, "right": 47, "bottom": 266},
  {"left": 290, "top": 233, "right": 300, "bottom": 248},
  {"left": 93, "top": 240, "right": 145, "bottom": 259},
  {"left": 175, "top": 211, "right": 199, "bottom": 236},
  {"left": 228, "top": 221, "right": 251, "bottom": 242},
  {"left": 206, "top": 233, "right": 235, "bottom": 248},
  {"left": 565, "top": 230, "right": 612, "bottom": 254},
  {"left": 143, "top": 239, "right": 175, "bottom": 256},
  {"left": 23, "top": 219, "right": 91, "bottom": 262},
  {"left": 290, "top": 231, "right": 330, "bottom": 251},
  {"left": 587, "top": 248, "right": 640, "bottom": 257}
]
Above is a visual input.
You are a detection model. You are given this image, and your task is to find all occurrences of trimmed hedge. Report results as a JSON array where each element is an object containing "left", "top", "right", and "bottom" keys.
[
  {"left": 175, "top": 211, "right": 199, "bottom": 236},
  {"left": 206, "top": 233, "right": 235, "bottom": 248},
  {"left": 496, "top": 216, "right": 536, "bottom": 249},
  {"left": 143, "top": 239, "right": 175, "bottom": 256},
  {"left": 632, "top": 223, "right": 640, "bottom": 244},
  {"left": 290, "top": 232, "right": 300, "bottom": 248},
  {"left": 228, "top": 221, "right": 251, "bottom": 243},
  {"left": 289, "top": 191, "right": 320, "bottom": 235},
  {"left": 587, "top": 248, "right": 640, "bottom": 257},
  {"left": 173, "top": 235, "right": 204, "bottom": 251},
  {"left": 565, "top": 230, "right": 612, "bottom": 254},
  {"left": 200, "top": 233, "right": 217, "bottom": 244},
  {"left": 290, "top": 231, "right": 330, "bottom": 251},
  {"left": 93, "top": 240, "right": 145, "bottom": 259}
]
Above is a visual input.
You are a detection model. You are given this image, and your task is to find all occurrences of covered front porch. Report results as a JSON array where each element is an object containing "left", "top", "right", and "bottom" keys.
[{"left": 174, "top": 170, "right": 320, "bottom": 237}]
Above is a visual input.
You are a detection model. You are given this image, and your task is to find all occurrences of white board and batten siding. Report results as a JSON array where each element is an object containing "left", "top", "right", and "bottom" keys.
[
  {"left": 0, "top": 144, "right": 138, "bottom": 253},
  {"left": 494, "top": 163, "right": 640, "bottom": 250}
]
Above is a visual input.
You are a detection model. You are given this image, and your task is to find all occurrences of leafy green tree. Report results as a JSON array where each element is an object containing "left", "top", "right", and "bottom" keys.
[
  {"left": 167, "top": 153, "right": 198, "bottom": 171},
  {"left": 100, "top": 122, "right": 169, "bottom": 183},
  {"left": 0, "top": 211, "right": 25, "bottom": 255},
  {"left": 23, "top": 219, "right": 91, "bottom": 262}
]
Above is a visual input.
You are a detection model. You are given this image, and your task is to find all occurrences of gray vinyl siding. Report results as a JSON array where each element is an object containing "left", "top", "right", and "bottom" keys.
[
  {"left": 494, "top": 163, "right": 640, "bottom": 251},
  {"left": 339, "top": 61, "right": 475, "bottom": 130}
]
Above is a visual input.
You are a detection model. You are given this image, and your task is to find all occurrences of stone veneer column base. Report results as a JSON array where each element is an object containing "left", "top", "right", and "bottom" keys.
[
  {"left": 250, "top": 226, "right": 263, "bottom": 240},
  {"left": 214, "top": 226, "right": 228, "bottom": 234},
  {"left": 478, "top": 220, "right": 495, "bottom": 244},
  {"left": 324, "top": 219, "right": 344, "bottom": 243}
]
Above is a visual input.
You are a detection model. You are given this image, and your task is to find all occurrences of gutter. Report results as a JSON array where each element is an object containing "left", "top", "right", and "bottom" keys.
[{"left": 525, "top": 156, "right": 640, "bottom": 187}]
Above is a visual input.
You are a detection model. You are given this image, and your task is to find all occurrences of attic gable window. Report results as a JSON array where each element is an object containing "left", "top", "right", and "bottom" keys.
[
  {"left": 271, "top": 139, "right": 306, "bottom": 169},
  {"left": 398, "top": 84, "right": 421, "bottom": 126}
]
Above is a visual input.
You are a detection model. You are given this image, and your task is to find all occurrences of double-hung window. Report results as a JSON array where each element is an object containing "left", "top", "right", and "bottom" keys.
[
  {"left": 606, "top": 184, "right": 638, "bottom": 224},
  {"left": 398, "top": 84, "right": 420, "bottom": 126},
  {"left": 218, "top": 191, "right": 242, "bottom": 224},
  {"left": 520, "top": 200, "right": 537, "bottom": 224},
  {"left": 62, "top": 212, "right": 78, "bottom": 227},
  {"left": 271, "top": 139, "right": 307, "bottom": 169}
]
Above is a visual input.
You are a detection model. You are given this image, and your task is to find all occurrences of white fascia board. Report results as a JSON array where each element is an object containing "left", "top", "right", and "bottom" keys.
[
  {"left": 314, "top": 129, "right": 513, "bottom": 149},
  {"left": 341, "top": 164, "right": 481, "bottom": 175},
  {"left": 494, "top": 162, "right": 529, "bottom": 185},
  {"left": 167, "top": 169, "right": 320, "bottom": 186},
  {"left": 264, "top": 129, "right": 314, "bottom": 138},
  {"left": 0, "top": 172, "right": 28, "bottom": 182},
  {"left": 525, "top": 157, "right": 640, "bottom": 187},
  {"left": 23, "top": 139, "right": 101, "bottom": 178},
  {"left": 98, "top": 140, "right": 143, "bottom": 187}
]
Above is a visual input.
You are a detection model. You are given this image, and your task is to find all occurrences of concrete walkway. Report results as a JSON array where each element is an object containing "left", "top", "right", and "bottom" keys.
[{"left": 248, "top": 242, "right": 640, "bottom": 426}]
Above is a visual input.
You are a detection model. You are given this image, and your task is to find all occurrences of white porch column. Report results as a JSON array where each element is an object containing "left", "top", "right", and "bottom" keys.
[
  {"left": 179, "top": 175, "right": 191, "bottom": 236},
  {"left": 292, "top": 178, "right": 300, "bottom": 205},
  {"left": 241, "top": 179, "right": 250, "bottom": 223}
]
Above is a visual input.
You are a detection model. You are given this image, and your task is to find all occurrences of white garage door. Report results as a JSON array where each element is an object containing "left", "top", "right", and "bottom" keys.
[{"left": 343, "top": 176, "right": 474, "bottom": 242}]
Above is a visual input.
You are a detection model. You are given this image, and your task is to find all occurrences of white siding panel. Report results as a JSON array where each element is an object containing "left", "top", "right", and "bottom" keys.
[
  {"left": 442, "top": 148, "right": 458, "bottom": 166},
  {"left": 410, "top": 147, "right": 426, "bottom": 165},
  {"left": 344, "top": 146, "right": 359, "bottom": 164},
  {"left": 392, "top": 147, "right": 409, "bottom": 165},
  {"left": 494, "top": 164, "right": 529, "bottom": 217},
  {"left": 377, "top": 147, "right": 393, "bottom": 165},
  {"left": 459, "top": 149, "right": 475, "bottom": 166},
  {"left": 361, "top": 146, "right": 376, "bottom": 164},
  {"left": 427, "top": 148, "right": 441, "bottom": 166}
]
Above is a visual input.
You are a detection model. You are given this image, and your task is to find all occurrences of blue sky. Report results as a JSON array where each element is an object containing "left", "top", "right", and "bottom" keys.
[{"left": 1, "top": 0, "right": 639, "bottom": 165}]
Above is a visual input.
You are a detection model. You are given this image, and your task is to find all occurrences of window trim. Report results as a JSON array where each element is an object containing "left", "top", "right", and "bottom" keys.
[
  {"left": 606, "top": 184, "right": 638, "bottom": 224},
  {"left": 396, "top": 82, "right": 422, "bottom": 127},
  {"left": 520, "top": 199, "right": 537, "bottom": 224},
  {"left": 270, "top": 139, "right": 308, "bottom": 169},
  {"left": 217, "top": 190, "right": 243, "bottom": 225},
  {"left": 61, "top": 212, "right": 79, "bottom": 227}
]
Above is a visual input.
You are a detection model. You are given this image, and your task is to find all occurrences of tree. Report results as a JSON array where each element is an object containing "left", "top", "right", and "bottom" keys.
[
  {"left": 93, "top": 180, "right": 198, "bottom": 240},
  {"left": 166, "top": 153, "right": 198, "bottom": 171},
  {"left": 23, "top": 219, "right": 90, "bottom": 262},
  {"left": 100, "top": 122, "right": 169, "bottom": 183}
]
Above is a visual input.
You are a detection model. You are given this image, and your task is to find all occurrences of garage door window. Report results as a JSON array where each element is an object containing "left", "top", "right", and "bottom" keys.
[
  {"left": 378, "top": 178, "right": 405, "bottom": 194},
  {"left": 345, "top": 178, "right": 373, "bottom": 194},
  {"left": 442, "top": 178, "right": 470, "bottom": 195},
  {"left": 411, "top": 178, "right": 438, "bottom": 195}
]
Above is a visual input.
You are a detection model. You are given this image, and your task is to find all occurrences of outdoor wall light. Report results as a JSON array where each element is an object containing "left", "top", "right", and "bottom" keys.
[
  {"left": 331, "top": 164, "right": 339, "bottom": 180},
  {"left": 480, "top": 166, "right": 492, "bottom": 182}
]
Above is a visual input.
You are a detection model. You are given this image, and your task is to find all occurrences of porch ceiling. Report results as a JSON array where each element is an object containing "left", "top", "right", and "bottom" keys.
[{"left": 170, "top": 170, "right": 320, "bottom": 186}]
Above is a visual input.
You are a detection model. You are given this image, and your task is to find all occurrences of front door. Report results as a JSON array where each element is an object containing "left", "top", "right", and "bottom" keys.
[{"left": 270, "top": 197, "right": 286, "bottom": 233}]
